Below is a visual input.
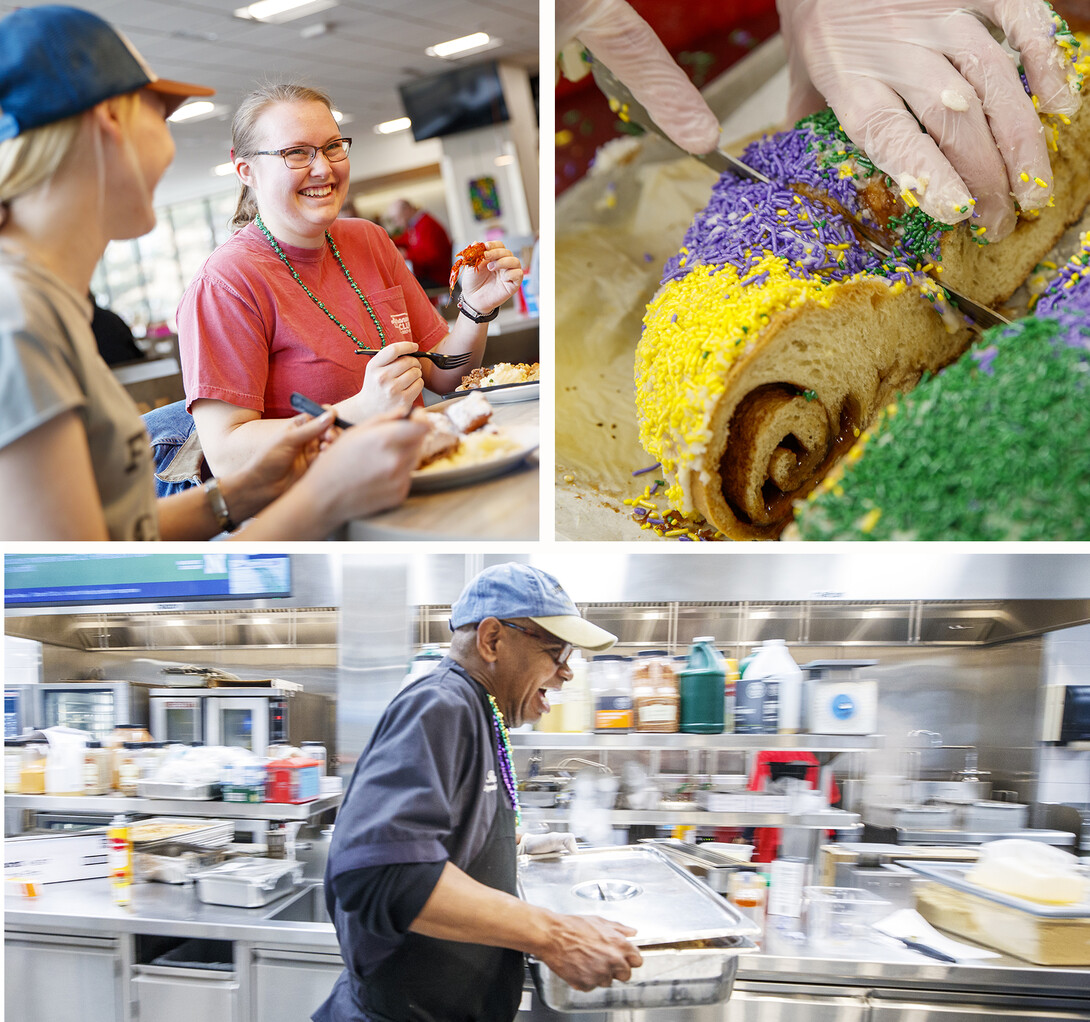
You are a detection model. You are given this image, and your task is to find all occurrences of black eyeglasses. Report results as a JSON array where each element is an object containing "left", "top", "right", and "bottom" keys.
[
  {"left": 254, "top": 137, "right": 352, "bottom": 170},
  {"left": 500, "top": 621, "right": 573, "bottom": 667}
]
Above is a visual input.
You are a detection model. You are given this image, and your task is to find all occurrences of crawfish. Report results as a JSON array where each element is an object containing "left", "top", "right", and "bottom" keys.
[{"left": 449, "top": 242, "right": 488, "bottom": 293}]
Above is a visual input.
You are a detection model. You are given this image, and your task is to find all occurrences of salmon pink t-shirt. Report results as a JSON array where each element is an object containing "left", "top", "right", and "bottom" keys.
[{"left": 177, "top": 218, "right": 448, "bottom": 418}]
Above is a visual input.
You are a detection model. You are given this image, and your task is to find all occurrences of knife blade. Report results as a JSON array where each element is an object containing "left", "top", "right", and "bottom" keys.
[{"left": 588, "top": 57, "right": 1010, "bottom": 332}]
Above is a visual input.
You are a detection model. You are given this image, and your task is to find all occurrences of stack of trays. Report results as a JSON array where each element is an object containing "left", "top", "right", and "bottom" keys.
[{"left": 129, "top": 817, "right": 234, "bottom": 849}]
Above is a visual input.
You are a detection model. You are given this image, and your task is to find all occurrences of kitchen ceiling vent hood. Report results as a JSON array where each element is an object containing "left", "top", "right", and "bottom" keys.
[
  {"left": 3, "top": 607, "right": 339, "bottom": 651},
  {"left": 417, "top": 599, "right": 1090, "bottom": 649}
]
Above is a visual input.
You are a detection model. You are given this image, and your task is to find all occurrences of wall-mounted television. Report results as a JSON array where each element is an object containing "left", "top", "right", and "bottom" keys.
[
  {"left": 4, "top": 554, "right": 292, "bottom": 607},
  {"left": 399, "top": 60, "right": 509, "bottom": 142}
]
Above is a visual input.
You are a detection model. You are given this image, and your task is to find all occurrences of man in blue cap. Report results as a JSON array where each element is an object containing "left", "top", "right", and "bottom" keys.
[{"left": 317, "top": 563, "right": 642, "bottom": 1022}]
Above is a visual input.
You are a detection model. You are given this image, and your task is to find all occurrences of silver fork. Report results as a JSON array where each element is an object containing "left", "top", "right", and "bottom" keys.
[{"left": 355, "top": 349, "right": 474, "bottom": 370}]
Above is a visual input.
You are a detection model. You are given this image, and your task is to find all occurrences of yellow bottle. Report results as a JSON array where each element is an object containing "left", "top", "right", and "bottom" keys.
[{"left": 107, "top": 815, "right": 132, "bottom": 907}]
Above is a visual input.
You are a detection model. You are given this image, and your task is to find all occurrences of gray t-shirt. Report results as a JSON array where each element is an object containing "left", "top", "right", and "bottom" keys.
[{"left": 0, "top": 252, "right": 158, "bottom": 539}]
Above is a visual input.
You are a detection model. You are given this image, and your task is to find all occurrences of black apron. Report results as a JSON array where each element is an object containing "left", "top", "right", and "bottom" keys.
[{"left": 357, "top": 780, "right": 523, "bottom": 1022}]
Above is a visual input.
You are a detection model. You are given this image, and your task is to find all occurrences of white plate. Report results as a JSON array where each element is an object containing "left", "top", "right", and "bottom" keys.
[
  {"left": 453, "top": 380, "right": 539, "bottom": 403},
  {"left": 411, "top": 423, "right": 538, "bottom": 492}
]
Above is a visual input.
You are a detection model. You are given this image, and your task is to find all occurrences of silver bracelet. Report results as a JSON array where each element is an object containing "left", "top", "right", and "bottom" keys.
[{"left": 203, "top": 477, "right": 237, "bottom": 533}]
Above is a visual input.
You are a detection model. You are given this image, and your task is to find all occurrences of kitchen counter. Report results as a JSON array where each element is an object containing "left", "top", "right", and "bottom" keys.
[{"left": 8, "top": 876, "right": 1090, "bottom": 998}]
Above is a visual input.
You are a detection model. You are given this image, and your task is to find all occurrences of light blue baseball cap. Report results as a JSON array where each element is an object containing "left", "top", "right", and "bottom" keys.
[
  {"left": 0, "top": 5, "right": 214, "bottom": 142},
  {"left": 449, "top": 563, "right": 616, "bottom": 651}
]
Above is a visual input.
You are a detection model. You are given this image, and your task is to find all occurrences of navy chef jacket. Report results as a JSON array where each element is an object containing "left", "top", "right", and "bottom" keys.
[{"left": 315, "top": 657, "right": 520, "bottom": 1020}]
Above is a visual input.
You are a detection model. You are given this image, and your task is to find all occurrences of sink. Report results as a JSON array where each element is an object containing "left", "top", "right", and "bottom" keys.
[{"left": 266, "top": 882, "right": 331, "bottom": 924}]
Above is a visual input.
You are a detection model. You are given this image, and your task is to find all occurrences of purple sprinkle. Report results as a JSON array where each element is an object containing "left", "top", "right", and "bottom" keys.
[
  {"left": 972, "top": 344, "right": 999, "bottom": 375},
  {"left": 632, "top": 462, "right": 662, "bottom": 476},
  {"left": 643, "top": 252, "right": 654, "bottom": 262},
  {"left": 632, "top": 506, "right": 649, "bottom": 518},
  {"left": 647, "top": 517, "right": 665, "bottom": 526}
]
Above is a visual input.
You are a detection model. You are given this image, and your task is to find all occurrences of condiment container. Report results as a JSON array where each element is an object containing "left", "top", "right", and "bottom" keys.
[
  {"left": 735, "top": 644, "right": 779, "bottom": 734},
  {"left": 18, "top": 742, "right": 47, "bottom": 794},
  {"left": 221, "top": 761, "right": 267, "bottom": 803},
  {"left": 591, "top": 655, "right": 633, "bottom": 733},
  {"left": 803, "top": 886, "right": 890, "bottom": 946},
  {"left": 559, "top": 652, "right": 591, "bottom": 732},
  {"left": 116, "top": 743, "right": 143, "bottom": 796},
  {"left": 300, "top": 741, "right": 328, "bottom": 775},
  {"left": 265, "top": 757, "right": 321, "bottom": 804},
  {"left": 82, "top": 741, "right": 111, "bottom": 795},
  {"left": 679, "top": 637, "right": 725, "bottom": 734},
  {"left": 728, "top": 871, "right": 768, "bottom": 934},
  {"left": 738, "top": 640, "right": 802, "bottom": 733},
  {"left": 108, "top": 815, "right": 133, "bottom": 907},
  {"left": 632, "top": 651, "right": 679, "bottom": 733},
  {"left": 5, "top": 739, "right": 24, "bottom": 794}
]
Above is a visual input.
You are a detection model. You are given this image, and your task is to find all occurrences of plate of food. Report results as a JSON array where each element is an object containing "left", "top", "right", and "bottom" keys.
[
  {"left": 411, "top": 391, "right": 538, "bottom": 492},
  {"left": 452, "top": 362, "right": 540, "bottom": 403}
]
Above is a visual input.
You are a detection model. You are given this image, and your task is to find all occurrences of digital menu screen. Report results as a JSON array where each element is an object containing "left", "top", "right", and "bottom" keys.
[{"left": 4, "top": 554, "right": 292, "bottom": 606}]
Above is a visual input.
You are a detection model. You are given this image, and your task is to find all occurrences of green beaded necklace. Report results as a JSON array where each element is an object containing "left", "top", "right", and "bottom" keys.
[{"left": 254, "top": 214, "right": 387, "bottom": 350}]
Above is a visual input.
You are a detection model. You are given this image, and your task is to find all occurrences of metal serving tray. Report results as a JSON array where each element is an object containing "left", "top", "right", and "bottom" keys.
[
  {"left": 518, "top": 846, "right": 758, "bottom": 1012},
  {"left": 191, "top": 858, "right": 305, "bottom": 908},
  {"left": 903, "top": 861, "right": 1090, "bottom": 918}
]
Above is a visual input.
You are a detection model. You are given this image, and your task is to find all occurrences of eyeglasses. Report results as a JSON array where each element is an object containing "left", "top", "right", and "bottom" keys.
[
  {"left": 500, "top": 621, "right": 573, "bottom": 668},
  {"left": 254, "top": 137, "right": 352, "bottom": 169}
]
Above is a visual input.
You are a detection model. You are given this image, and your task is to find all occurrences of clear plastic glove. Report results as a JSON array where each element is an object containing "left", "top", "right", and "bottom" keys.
[
  {"left": 557, "top": 0, "right": 721, "bottom": 153},
  {"left": 517, "top": 831, "right": 579, "bottom": 856},
  {"left": 777, "top": 0, "right": 1082, "bottom": 241}
]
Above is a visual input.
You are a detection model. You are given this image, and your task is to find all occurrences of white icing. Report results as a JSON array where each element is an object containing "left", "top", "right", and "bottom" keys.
[{"left": 941, "top": 89, "right": 970, "bottom": 112}]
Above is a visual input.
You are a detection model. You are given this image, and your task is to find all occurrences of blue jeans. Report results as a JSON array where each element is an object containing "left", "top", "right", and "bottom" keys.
[{"left": 141, "top": 400, "right": 207, "bottom": 498}]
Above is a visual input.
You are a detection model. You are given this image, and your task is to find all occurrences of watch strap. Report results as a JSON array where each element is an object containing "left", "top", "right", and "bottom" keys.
[
  {"left": 203, "top": 477, "right": 237, "bottom": 533},
  {"left": 457, "top": 296, "right": 499, "bottom": 323}
]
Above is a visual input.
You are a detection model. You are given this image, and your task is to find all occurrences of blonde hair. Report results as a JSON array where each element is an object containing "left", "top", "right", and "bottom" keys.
[
  {"left": 0, "top": 94, "right": 141, "bottom": 227},
  {"left": 229, "top": 82, "right": 336, "bottom": 231}
]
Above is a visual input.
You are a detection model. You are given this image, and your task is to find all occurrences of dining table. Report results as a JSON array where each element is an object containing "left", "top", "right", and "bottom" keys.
[{"left": 341, "top": 391, "right": 539, "bottom": 541}]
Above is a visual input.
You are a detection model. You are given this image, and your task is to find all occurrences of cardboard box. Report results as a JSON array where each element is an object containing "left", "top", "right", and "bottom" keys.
[{"left": 4, "top": 832, "right": 110, "bottom": 884}]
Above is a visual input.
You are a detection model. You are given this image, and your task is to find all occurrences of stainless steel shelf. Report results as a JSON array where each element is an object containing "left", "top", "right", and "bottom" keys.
[
  {"left": 5, "top": 794, "right": 342, "bottom": 821},
  {"left": 510, "top": 732, "right": 879, "bottom": 752},
  {"left": 520, "top": 807, "right": 861, "bottom": 828}
]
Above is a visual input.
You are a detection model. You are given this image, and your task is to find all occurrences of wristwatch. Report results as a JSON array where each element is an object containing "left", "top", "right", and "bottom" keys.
[
  {"left": 457, "top": 295, "right": 499, "bottom": 323},
  {"left": 203, "top": 477, "right": 237, "bottom": 533}
]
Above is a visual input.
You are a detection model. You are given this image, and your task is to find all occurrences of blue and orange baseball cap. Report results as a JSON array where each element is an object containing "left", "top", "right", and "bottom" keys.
[{"left": 0, "top": 5, "right": 214, "bottom": 142}]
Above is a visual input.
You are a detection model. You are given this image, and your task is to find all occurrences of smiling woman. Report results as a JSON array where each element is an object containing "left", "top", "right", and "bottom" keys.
[{"left": 174, "top": 80, "right": 524, "bottom": 484}]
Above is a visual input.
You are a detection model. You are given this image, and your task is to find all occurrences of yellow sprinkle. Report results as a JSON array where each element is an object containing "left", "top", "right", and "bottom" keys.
[
  {"left": 1020, "top": 172, "right": 1031, "bottom": 182},
  {"left": 860, "top": 508, "right": 882, "bottom": 534},
  {"left": 623, "top": 498, "right": 635, "bottom": 506},
  {"left": 563, "top": 475, "right": 574, "bottom": 484},
  {"left": 637, "top": 498, "right": 657, "bottom": 509},
  {"left": 1035, "top": 177, "right": 1049, "bottom": 188},
  {"left": 901, "top": 190, "right": 919, "bottom": 208},
  {"left": 664, "top": 528, "right": 687, "bottom": 538},
  {"left": 555, "top": 129, "right": 574, "bottom": 146}
]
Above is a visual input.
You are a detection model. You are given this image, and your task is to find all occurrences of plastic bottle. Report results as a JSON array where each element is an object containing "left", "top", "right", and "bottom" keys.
[
  {"left": 728, "top": 871, "right": 768, "bottom": 934},
  {"left": 18, "top": 742, "right": 47, "bottom": 794},
  {"left": 735, "top": 643, "right": 778, "bottom": 734},
  {"left": 300, "top": 741, "right": 328, "bottom": 774},
  {"left": 82, "top": 741, "right": 110, "bottom": 796},
  {"left": 744, "top": 639, "right": 803, "bottom": 734},
  {"left": 107, "top": 815, "right": 133, "bottom": 907},
  {"left": 560, "top": 653, "right": 591, "bottom": 732},
  {"left": 679, "top": 637, "right": 725, "bottom": 734},
  {"left": 591, "top": 655, "right": 633, "bottom": 733},
  {"left": 5, "top": 740, "right": 24, "bottom": 794},
  {"left": 116, "top": 743, "right": 142, "bottom": 796},
  {"left": 632, "top": 651, "right": 679, "bottom": 733}
]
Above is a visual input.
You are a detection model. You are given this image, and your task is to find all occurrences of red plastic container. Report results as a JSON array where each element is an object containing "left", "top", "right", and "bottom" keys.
[{"left": 265, "top": 758, "right": 321, "bottom": 804}]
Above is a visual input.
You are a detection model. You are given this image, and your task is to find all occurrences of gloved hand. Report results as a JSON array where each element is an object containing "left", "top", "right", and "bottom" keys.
[
  {"left": 776, "top": 0, "right": 1083, "bottom": 241},
  {"left": 517, "top": 831, "right": 579, "bottom": 856},
  {"left": 557, "top": 0, "right": 722, "bottom": 154}
]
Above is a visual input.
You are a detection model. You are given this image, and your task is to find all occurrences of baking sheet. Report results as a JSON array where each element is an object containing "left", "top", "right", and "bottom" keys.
[
  {"left": 902, "top": 860, "right": 1090, "bottom": 918},
  {"left": 554, "top": 33, "right": 1090, "bottom": 541}
]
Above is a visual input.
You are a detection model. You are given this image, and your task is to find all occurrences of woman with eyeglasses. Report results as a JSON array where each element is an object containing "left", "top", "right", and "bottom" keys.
[
  {"left": 0, "top": 6, "right": 426, "bottom": 540},
  {"left": 176, "top": 83, "right": 524, "bottom": 480}
]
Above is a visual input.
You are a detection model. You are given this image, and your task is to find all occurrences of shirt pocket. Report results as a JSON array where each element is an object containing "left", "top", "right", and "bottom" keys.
[{"left": 368, "top": 286, "right": 414, "bottom": 344}]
